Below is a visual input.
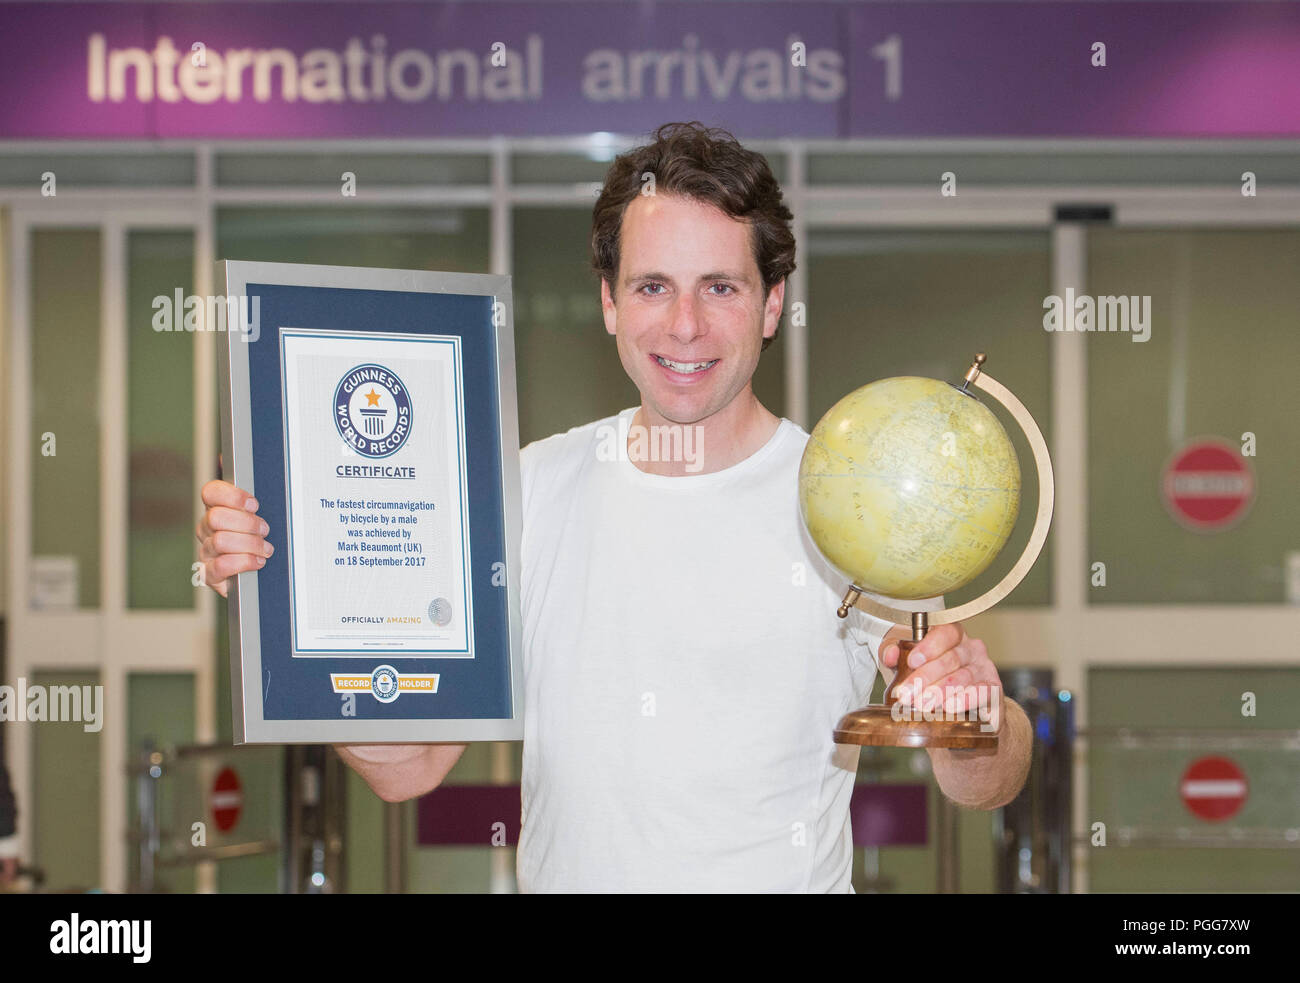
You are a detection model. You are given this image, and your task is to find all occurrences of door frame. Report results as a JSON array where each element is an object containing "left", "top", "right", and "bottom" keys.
[{"left": 5, "top": 202, "right": 216, "bottom": 892}]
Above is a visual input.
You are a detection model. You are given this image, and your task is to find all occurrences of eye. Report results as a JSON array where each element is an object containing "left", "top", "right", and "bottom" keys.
[
  {"left": 639, "top": 282, "right": 666, "bottom": 296},
  {"left": 707, "top": 283, "right": 735, "bottom": 296}
]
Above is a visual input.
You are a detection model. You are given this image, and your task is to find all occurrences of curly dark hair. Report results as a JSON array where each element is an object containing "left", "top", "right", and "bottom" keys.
[{"left": 591, "top": 121, "right": 795, "bottom": 351}]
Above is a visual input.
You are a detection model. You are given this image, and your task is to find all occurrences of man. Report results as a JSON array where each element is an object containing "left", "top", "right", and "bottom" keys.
[{"left": 198, "top": 121, "right": 1032, "bottom": 892}]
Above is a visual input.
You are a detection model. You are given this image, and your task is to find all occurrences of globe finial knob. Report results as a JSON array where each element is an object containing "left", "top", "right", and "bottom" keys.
[{"left": 961, "top": 352, "right": 987, "bottom": 392}]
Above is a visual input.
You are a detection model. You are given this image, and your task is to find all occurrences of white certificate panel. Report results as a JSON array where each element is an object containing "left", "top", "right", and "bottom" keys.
[{"left": 280, "top": 329, "right": 474, "bottom": 657}]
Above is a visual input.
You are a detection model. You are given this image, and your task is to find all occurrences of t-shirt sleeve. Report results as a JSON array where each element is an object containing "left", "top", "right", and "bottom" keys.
[
  {"left": 840, "top": 606, "right": 892, "bottom": 705},
  {"left": 840, "top": 594, "right": 947, "bottom": 706}
]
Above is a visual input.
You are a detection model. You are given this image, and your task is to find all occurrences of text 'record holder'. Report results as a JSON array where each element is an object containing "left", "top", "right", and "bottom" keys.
[{"left": 218, "top": 260, "right": 524, "bottom": 744}]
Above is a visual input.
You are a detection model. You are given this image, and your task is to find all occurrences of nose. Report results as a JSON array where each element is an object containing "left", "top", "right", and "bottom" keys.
[{"left": 667, "top": 292, "right": 705, "bottom": 345}]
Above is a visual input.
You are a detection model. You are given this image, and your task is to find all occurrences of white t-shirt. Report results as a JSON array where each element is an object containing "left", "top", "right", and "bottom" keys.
[{"left": 515, "top": 406, "right": 897, "bottom": 892}]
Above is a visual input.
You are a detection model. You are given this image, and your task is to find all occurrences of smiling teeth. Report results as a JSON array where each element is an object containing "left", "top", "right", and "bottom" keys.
[{"left": 656, "top": 356, "right": 718, "bottom": 373}]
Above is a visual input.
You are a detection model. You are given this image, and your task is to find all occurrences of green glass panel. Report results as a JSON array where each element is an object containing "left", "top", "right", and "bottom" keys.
[
  {"left": 1088, "top": 667, "right": 1300, "bottom": 891},
  {"left": 512, "top": 150, "right": 786, "bottom": 186},
  {"left": 807, "top": 150, "right": 1300, "bottom": 186},
  {"left": 806, "top": 228, "right": 1054, "bottom": 607},
  {"left": 32, "top": 671, "right": 101, "bottom": 890},
  {"left": 512, "top": 153, "right": 617, "bottom": 184},
  {"left": 128, "top": 230, "right": 196, "bottom": 609},
  {"left": 207, "top": 747, "right": 282, "bottom": 894},
  {"left": 345, "top": 767, "right": 385, "bottom": 894},
  {"left": 217, "top": 207, "right": 488, "bottom": 272},
  {"left": 1087, "top": 228, "right": 1298, "bottom": 604},
  {"left": 216, "top": 153, "right": 489, "bottom": 186},
  {"left": 126, "top": 672, "right": 195, "bottom": 892},
  {"left": 512, "top": 207, "right": 637, "bottom": 445},
  {"left": 0, "top": 154, "right": 193, "bottom": 187},
  {"left": 31, "top": 228, "right": 100, "bottom": 609}
]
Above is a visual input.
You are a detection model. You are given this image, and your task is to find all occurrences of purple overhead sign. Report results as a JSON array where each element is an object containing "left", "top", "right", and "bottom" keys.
[{"left": 0, "top": 1, "right": 1297, "bottom": 140}]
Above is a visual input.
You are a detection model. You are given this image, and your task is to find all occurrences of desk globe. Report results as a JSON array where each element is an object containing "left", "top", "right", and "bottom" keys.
[{"left": 798, "top": 354, "right": 1054, "bottom": 749}]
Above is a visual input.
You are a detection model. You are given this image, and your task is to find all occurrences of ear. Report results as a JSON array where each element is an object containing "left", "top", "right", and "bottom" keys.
[
  {"left": 763, "top": 280, "right": 786, "bottom": 341},
  {"left": 601, "top": 277, "right": 618, "bottom": 337}
]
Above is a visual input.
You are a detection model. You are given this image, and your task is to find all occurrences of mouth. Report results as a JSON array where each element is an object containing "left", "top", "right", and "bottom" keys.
[{"left": 652, "top": 354, "right": 719, "bottom": 378}]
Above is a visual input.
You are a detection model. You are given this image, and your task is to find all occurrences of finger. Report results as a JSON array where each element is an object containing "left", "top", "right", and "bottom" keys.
[
  {"left": 943, "top": 680, "right": 1003, "bottom": 714},
  {"left": 912, "top": 643, "right": 974, "bottom": 690},
  {"left": 930, "top": 639, "right": 998, "bottom": 690},
  {"left": 881, "top": 643, "right": 899, "bottom": 669},
  {"left": 906, "top": 622, "right": 964, "bottom": 669},
  {"left": 896, "top": 643, "right": 973, "bottom": 707},
  {"left": 207, "top": 551, "right": 266, "bottom": 586},
  {"left": 935, "top": 667, "right": 979, "bottom": 712},
  {"left": 202, "top": 479, "right": 258, "bottom": 513},
  {"left": 205, "top": 505, "right": 270, "bottom": 538},
  {"left": 211, "top": 530, "right": 274, "bottom": 558}
]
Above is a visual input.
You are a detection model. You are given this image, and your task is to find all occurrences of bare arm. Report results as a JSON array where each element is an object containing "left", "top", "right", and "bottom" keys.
[
  {"left": 334, "top": 743, "right": 468, "bottom": 803},
  {"left": 926, "top": 696, "right": 1032, "bottom": 810},
  {"left": 878, "top": 623, "right": 1034, "bottom": 810}
]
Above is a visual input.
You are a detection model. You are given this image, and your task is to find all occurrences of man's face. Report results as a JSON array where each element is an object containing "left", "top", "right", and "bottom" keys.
[{"left": 601, "top": 192, "right": 783, "bottom": 425}]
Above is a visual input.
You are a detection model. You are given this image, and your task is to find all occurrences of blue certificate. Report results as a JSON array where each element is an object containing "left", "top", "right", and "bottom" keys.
[{"left": 218, "top": 262, "right": 524, "bottom": 744}]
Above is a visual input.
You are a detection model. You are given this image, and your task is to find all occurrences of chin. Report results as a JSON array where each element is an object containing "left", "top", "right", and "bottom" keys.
[{"left": 648, "top": 392, "right": 720, "bottom": 426}]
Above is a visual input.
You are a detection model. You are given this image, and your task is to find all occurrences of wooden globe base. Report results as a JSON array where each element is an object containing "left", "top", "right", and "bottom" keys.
[
  {"left": 833, "top": 706, "right": 999, "bottom": 749},
  {"left": 833, "top": 638, "right": 1000, "bottom": 749}
]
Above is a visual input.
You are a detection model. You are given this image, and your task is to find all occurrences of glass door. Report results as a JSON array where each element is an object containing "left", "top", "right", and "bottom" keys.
[{"left": 5, "top": 205, "right": 211, "bottom": 892}]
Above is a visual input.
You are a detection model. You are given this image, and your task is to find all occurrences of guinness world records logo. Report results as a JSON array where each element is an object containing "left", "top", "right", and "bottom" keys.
[
  {"left": 370, "top": 665, "right": 401, "bottom": 704},
  {"left": 334, "top": 363, "right": 412, "bottom": 458}
]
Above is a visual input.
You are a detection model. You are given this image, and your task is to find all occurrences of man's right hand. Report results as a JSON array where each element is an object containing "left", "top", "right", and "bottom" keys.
[{"left": 197, "top": 480, "right": 274, "bottom": 598}]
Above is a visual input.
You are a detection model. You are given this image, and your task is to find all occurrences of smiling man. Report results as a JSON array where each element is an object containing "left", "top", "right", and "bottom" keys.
[{"left": 198, "top": 121, "right": 1032, "bottom": 893}]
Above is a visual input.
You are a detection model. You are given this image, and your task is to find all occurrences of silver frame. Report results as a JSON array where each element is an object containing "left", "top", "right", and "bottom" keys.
[{"left": 217, "top": 259, "right": 525, "bottom": 744}]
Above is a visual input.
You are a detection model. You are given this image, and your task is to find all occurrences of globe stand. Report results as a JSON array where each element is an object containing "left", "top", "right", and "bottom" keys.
[
  {"left": 829, "top": 354, "right": 1055, "bottom": 750},
  {"left": 832, "top": 607, "right": 999, "bottom": 748}
]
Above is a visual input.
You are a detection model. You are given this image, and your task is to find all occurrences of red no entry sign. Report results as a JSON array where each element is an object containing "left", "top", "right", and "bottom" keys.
[
  {"left": 1162, "top": 439, "right": 1254, "bottom": 531},
  {"left": 1180, "top": 756, "right": 1247, "bottom": 821},
  {"left": 212, "top": 767, "right": 244, "bottom": 833}
]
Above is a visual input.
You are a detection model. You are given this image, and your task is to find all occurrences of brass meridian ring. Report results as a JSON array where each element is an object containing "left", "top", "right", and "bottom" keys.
[{"left": 848, "top": 370, "right": 1055, "bottom": 627}]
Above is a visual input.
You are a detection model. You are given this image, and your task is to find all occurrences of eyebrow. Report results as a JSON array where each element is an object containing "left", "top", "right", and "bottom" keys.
[{"left": 625, "top": 270, "right": 754, "bottom": 285}]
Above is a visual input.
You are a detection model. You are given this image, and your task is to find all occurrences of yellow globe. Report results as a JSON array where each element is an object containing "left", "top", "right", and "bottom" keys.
[{"left": 799, "top": 376, "right": 1021, "bottom": 600}]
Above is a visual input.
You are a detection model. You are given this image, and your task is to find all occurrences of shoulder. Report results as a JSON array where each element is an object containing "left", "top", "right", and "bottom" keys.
[
  {"left": 520, "top": 408, "right": 630, "bottom": 505},
  {"left": 782, "top": 418, "right": 811, "bottom": 453}
]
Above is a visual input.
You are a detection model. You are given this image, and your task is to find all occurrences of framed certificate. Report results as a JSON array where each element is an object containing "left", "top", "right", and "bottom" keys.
[{"left": 216, "top": 261, "right": 524, "bottom": 744}]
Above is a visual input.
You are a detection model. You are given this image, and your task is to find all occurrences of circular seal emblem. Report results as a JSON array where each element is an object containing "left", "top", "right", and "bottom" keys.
[
  {"left": 334, "top": 364, "right": 413, "bottom": 459},
  {"left": 428, "top": 597, "right": 453, "bottom": 627},
  {"left": 370, "top": 664, "right": 401, "bottom": 704}
]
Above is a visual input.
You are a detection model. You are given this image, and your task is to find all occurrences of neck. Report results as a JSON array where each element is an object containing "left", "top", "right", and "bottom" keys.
[{"left": 630, "top": 388, "right": 781, "bottom": 477}]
